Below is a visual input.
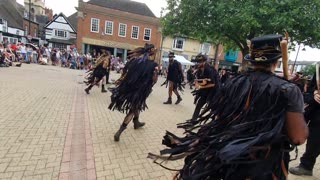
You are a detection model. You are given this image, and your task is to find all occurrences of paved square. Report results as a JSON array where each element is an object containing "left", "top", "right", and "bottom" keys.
[{"left": 0, "top": 64, "right": 319, "bottom": 180}]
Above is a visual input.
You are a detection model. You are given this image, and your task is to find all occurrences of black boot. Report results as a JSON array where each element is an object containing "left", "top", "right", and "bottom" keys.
[
  {"left": 101, "top": 85, "right": 107, "bottom": 93},
  {"left": 114, "top": 125, "right": 127, "bottom": 142},
  {"left": 289, "top": 165, "right": 313, "bottom": 176},
  {"left": 175, "top": 96, "right": 182, "bottom": 105},
  {"left": 163, "top": 97, "right": 172, "bottom": 104},
  {"left": 85, "top": 85, "right": 93, "bottom": 94},
  {"left": 133, "top": 118, "right": 145, "bottom": 129}
]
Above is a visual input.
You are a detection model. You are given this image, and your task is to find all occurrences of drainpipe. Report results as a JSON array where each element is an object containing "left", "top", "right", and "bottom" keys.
[{"left": 29, "top": 0, "right": 31, "bottom": 38}]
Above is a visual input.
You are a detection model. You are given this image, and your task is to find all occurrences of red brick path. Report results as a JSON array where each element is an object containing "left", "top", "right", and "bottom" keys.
[{"left": 59, "top": 86, "right": 96, "bottom": 180}]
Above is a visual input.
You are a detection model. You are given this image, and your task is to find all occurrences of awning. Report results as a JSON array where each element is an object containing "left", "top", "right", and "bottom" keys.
[{"left": 162, "top": 55, "right": 195, "bottom": 66}]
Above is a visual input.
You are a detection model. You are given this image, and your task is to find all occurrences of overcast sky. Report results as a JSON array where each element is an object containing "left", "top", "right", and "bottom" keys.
[
  {"left": 16, "top": 0, "right": 320, "bottom": 62},
  {"left": 289, "top": 45, "right": 320, "bottom": 62}
]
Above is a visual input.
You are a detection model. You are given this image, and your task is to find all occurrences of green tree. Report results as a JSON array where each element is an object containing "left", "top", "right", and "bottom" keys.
[
  {"left": 302, "top": 64, "right": 316, "bottom": 76},
  {"left": 162, "top": 0, "right": 320, "bottom": 57}
]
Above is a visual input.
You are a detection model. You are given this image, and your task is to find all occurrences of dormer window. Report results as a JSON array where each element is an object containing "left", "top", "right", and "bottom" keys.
[{"left": 54, "top": 30, "right": 68, "bottom": 38}]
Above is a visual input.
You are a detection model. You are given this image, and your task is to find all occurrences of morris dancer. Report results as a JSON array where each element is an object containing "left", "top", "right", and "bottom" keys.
[
  {"left": 109, "top": 44, "right": 158, "bottom": 142},
  {"left": 149, "top": 34, "right": 308, "bottom": 180},
  {"left": 84, "top": 52, "right": 110, "bottom": 94},
  {"left": 191, "top": 54, "right": 219, "bottom": 121},
  {"left": 163, "top": 52, "right": 184, "bottom": 105}
]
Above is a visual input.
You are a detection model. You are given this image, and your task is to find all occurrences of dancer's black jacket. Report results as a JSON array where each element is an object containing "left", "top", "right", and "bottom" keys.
[
  {"left": 109, "top": 57, "right": 158, "bottom": 113},
  {"left": 151, "top": 70, "right": 304, "bottom": 180}
]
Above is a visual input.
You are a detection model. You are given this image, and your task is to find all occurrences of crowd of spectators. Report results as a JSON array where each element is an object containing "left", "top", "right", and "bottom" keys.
[{"left": 0, "top": 39, "right": 128, "bottom": 79}]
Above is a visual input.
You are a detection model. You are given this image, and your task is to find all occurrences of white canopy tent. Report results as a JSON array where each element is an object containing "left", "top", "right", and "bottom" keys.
[{"left": 162, "top": 55, "right": 195, "bottom": 66}]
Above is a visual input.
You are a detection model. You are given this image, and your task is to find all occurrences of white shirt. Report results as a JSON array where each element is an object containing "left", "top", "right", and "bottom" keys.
[{"left": 20, "top": 46, "right": 26, "bottom": 53}]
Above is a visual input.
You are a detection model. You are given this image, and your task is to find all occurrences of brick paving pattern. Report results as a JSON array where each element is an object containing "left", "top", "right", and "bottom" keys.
[{"left": 0, "top": 64, "right": 319, "bottom": 180}]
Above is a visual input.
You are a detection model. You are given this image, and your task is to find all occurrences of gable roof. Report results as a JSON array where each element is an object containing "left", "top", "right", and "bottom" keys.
[
  {"left": 0, "top": 0, "right": 23, "bottom": 29},
  {"left": 67, "top": 13, "right": 78, "bottom": 31},
  {"left": 45, "top": 13, "right": 77, "bottom": 33},
  {"left": 87, "top": 0, "right": 156, "bottom": 18}
]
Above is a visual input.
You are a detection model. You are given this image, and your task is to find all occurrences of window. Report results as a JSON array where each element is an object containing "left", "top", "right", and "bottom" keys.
[
  {"left": 200, "top": 43, "right": 211, "bottom": 55},
  {"left": 25, "top": 26, "right": 28, "bottom": 36},
  {"left": 2, "top": 20, "right": 7, "bottom": 32},
  {"left": 118, "top": 23, "right": 127, "bottom": 37},
  {"left": 16, "top": 30, "right": 20, "bottom": 35},
  {"left": 53, "top": 43, "right": 67, "bottom": 51},
  {"left": 34, "top": 28, "right": 37, "bottom": 37},
  {"left": 143, "top": 28, "right": 151, "bottom": 41},
  {"left": 105, "top": 21, "right": 113, "bottom": 35},
  {"left": 173, "top": 38, "right": 185, "bottom": 50},
  {"left": 55, "top": 30, "right": 67, "bottom": 38},
  {"left": 131, "top": 26, "right": 139, "bottom": 39},
  {"left": 9, "top": 37, "right": 18, "bottom": 44},
  {"left": 91, "top": 18, "right": 99, "bottom": 32}
]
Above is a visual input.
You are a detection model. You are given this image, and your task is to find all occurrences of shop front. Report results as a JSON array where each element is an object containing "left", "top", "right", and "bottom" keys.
[
  {"left": 81, "top": 37, "right": 140, "bottom": 62},
  {"left": 218, "top": 50, "right": 242, "bottom": 72},
  {"left": 48, "top": 38, "right": 75, "bottom": 51}
]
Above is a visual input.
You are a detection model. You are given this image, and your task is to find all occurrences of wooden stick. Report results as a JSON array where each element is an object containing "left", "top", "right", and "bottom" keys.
[
  {"left": 280, "top": 40, "right": 289, "bottom": 80},
  {"left": 316, "top": 63, "right": 320, "bottom": 90}
]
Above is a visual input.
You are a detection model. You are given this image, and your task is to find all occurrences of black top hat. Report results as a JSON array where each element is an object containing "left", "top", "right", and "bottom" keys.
[
  {"left": 192, "top": 54, "right": 207, "bottom": 63},
  {"left": 168, "top": 52, "right": 175, "bottom": 58},
  {"left": 128, "top": 43, "right": 156, "bottom": 57},
  {"left": 144, "top": 43, "right": 155, "bottom": 53},
  {"left": 245, "top": 34, "right": 283, "bottom": 64}
]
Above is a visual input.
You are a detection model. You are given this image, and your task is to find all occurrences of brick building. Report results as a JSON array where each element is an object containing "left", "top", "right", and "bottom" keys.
[
  {"left": 22, "top": 19, "right": 39, "bottom": 38},
  {"left": 0, "top": 0, "right": 40, "bottom": 44},
  {"left": 72, "top": 0, "right": 161, "bottom": 61}
]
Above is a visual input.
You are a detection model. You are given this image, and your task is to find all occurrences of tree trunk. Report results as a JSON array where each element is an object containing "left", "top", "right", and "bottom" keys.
[{"left": 213, "top": 44, "right": 220, "bottom": 70}]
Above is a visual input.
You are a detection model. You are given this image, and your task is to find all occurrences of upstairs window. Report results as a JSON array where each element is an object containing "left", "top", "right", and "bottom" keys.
[
  {"left": 131, "top": 26, "right": 139, "bottom": 39},
  {"left": 105, "top": 21, "right": 113, "bottom": 35},
  {"left": 118, "top": 23, "right": 127, "bottom": 37},
  {"left": 55, "top": 30, "right": 67, "bottom": 38},
  {"left": 200, "top": 43, "right": 211, "bottom": 55},
  {"left": 1, "top": 19, "right": 7, "bottom": 32},
  {"left": 34, "top": 28, "right": 37, "bottom": 37},
  {"left": 143, "top": 28, "right": 151, "bottom": 41},
  {"left": 25, "top": 26, "right": 28, "bottom": 36},
  {"left": 91, "top": 18, "right": 99, "bottom": 33},
  {"left": 173, "top": 38, "right": 185, "bottom": 50}
]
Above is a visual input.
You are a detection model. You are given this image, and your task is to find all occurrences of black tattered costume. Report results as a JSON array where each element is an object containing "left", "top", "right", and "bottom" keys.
[
  {"left": 289, "top": 72, "right": 320, "bottom": 176},
  {"left": 191, "top": 55, "right": 220, "bottom": 121},
  {"left": 148, "top": 35, "right": 305, "bottom": 179},
  {"left": 163, "top": 52, "right": 184, "bottom": 105},
  {"left": 84, "top": 54, "right": 109, "bottom": 94},
  {"left": 166, "top": 59, "right": 184, "bottom": 91},
  {"left": 109, "top": 44, "right": 158, "bottom": 142}
]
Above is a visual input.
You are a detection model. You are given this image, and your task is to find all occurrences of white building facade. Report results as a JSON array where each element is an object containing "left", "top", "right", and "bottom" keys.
[{"left": 45, "top": 13, "right": 77, "bottom": 50}]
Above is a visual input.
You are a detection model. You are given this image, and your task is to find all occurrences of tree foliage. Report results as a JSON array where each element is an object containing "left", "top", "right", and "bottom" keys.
[
  {"left": 161, "top": 0, "right": 320, "bottom": 56},
  {"left": 302, "top": 64, "right": 316, "bottom": 76}
]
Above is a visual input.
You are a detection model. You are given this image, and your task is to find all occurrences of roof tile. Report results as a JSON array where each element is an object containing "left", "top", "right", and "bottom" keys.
[{"left": 87, "top": 0, "right": 156, "bottom": 18}]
